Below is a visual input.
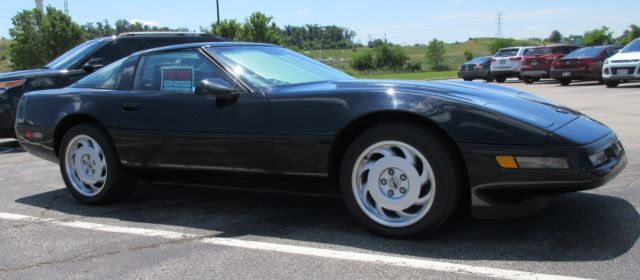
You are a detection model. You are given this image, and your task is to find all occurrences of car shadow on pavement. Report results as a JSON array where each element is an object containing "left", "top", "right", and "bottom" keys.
[
  {"left": 0, "top": 139, "right": 24, "bottom": 154},
  {"left": 16, "top": 182, "right": 639, "bottom": 262}
]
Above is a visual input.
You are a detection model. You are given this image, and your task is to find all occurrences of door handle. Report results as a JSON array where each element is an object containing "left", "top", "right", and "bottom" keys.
[{"left": 122, "top": 103, "right": 141, "bottom": 112}]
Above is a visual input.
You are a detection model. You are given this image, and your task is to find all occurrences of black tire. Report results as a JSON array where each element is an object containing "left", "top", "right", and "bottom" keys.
[
  {"left": 523, "top": 77, "right": 534, "bottom": 84},
  {"left": 463, "top": 78, "right": 473, "bottom": 82},
  {"left": 485, "top": 76, "right": 494, "bottom": 83},
  {"left": 59, "top": 123, "right": 137, "bottom": 204},
  {"left": 533, "top": 77, "right": 541, "bottom": 82},
  {"left": 605, "top": 80, "right": 619, "bottom": 88},
  {"left": 559, "top": 79, "right": 571, "bottom": 86},
  {"left": 495, "top": 76, "right": 507, "bottom": 83},
  {"left": 339, "top": 123, "right": 464, "bottom": 237}
]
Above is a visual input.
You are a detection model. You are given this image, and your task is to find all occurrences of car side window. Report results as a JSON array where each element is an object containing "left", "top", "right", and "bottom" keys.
[
  {"left": 133, "top": 51, "right": 235, "bottom": 93},
  {"left": 606, "top": 48, "right": 621, "bottom": 57},
  {"left": 81, "top": 39, "right": 141, "bottom": 68}
]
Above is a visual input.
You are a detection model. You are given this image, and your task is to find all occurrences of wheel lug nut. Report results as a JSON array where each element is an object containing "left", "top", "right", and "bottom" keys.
[
  {"left": 388, "top": 169, "right": 395, "bottom": 175},
  {"left": 399, "top": 187, "right": 407, "bottom": 194},
  {"left": 400, "top": 174, "right": 407, "bottom": 181},
  {"left": 380, "top": 179, "right": 387, "bottom": 185},
  {"left": 387, "top": 190, "right": 394, "bottom": 196}
]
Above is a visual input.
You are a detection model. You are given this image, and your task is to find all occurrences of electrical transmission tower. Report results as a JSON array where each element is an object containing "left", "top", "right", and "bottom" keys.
[
  {"left": 496, "top": 10, "right": 503, "bottom": 38},
  {"left": 64, "top": 0, "right": 69, "bottom": 15}
]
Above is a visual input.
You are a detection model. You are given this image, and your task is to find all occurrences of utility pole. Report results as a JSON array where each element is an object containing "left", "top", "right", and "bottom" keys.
[
  {"left": 64, "top": 0, "right": 69, "bottom": 15},
  {"left": 216, "top": 0, "right": 220, "bottom": 25},
  {"left": 34, "top": 0, "right": 43, "bottom": 11},
  {"left": 496, "top": 10, "right": 503, "bottom": 39}
]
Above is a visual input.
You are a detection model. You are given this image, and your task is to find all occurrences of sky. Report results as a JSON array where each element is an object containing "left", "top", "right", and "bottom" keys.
[{"left": 1, "top": 0, "right": 639, "bottom": 45}]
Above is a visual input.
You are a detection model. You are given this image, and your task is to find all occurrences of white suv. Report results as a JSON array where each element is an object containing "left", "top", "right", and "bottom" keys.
[
  {"left": 602, "top": 38, "right": 640, "bottom": 87},
  {"left": 490, "top": 46, "right": 534, "bottom": 83}
]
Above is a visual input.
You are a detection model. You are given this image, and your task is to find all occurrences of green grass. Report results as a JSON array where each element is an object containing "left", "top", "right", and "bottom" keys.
[
  {"left": 0, "top": 39, "right": 11, "bottom": 73},
  {"left": 353, "top": 70, "right": 457, "bottom": 80},
  {"left": 305, "top": 37, "right": 546, "bottom": 74}
]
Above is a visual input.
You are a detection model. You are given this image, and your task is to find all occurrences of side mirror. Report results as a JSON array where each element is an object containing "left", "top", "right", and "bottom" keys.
[
  {"left": 194, "top": 78, "right": 239, "bottom": 106},
  {"left": 82, "top": 58, "right": 104, "bottom": 72}
]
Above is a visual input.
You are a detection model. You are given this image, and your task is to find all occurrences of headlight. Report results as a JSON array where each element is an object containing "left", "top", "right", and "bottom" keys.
[
  {"left": 496, "top": 155, "right": 569, "bottom": 169},
  {"left": 0, "top": 79, "right": 26, "bottom": 94},
  {"left": 604, "top": 59, "right": 610, "bottom": 65},
  {"left": 588, "top": 150, "right": 608, "bottom": 167}
]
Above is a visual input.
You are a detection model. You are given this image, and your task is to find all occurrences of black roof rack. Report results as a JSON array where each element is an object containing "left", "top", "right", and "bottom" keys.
[{"left": 117, "top": 32, "right": 217, "bottom": 37}]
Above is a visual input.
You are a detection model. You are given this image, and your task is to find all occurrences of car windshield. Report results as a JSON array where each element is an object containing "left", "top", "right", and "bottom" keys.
[
  {"left": 45, "top": 38, "right": 110, "bottom": 70},
  {"left": 494, "top": 48, "right": 519, "bottom": 57},
  {"left": 206, "top": 46, "right": 353, "bottom": 88},
  {"left": 71, "top": 57, "right": 126, "bottom": 90},
  {"left": 621, "top": 39, "right": 640, "bottom": 53},
  {"left": 563, "top": 47, "right": 604, "bottom": 58},
  {"left": 524, "top": 47, "right": 551, "bottom": 56}
]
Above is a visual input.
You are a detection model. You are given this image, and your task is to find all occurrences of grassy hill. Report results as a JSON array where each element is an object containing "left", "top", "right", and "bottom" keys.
[
  {"left": 306, "top": 37, "right": 546, "bottom": 79},
  {"left": 0, "top": 39, "right": 11, "bottom": 73}
]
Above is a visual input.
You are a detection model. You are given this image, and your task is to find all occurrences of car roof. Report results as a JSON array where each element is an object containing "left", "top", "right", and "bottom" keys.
[{"left": 135, "top": 41, "right": 277, "bottom": 55}]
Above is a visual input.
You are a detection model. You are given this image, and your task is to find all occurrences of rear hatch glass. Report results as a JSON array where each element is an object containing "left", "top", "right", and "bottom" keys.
[{"left": 494, "top": 48, "right": 519, "bottom": 57}]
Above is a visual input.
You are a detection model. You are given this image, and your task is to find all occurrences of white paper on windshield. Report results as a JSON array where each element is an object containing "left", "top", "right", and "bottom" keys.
[{"left": 161, "top": 66, "right": 194, "bottom": 93}]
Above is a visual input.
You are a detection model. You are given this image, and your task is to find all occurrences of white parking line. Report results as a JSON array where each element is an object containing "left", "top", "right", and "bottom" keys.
[{"left": 0, "top": 211, "right": 592, "bottom": 280}]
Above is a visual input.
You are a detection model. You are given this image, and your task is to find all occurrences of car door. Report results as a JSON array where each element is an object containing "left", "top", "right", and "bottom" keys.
[{"left": 114, "top": 49, "right": 272, "bottom": 174}]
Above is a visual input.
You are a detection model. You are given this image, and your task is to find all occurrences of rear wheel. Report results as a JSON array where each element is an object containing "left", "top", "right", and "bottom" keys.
[
  {"left": 606, "top": 80, "right": 620, "bottom": 88},
  {"left": 59, "top": 124, "right": 137, "bottom": 204},
  {"left": 339, "top": 123, "right": 463, "bottom": 237},
  {"left": 523, "top": 77, "right": 534, "bottom": 84},
  {"left": 559, "top": 79, "right": 571, "bottom": 86},
  {"left": 495, "top": 76, "right": 507, "bottom": 83}
]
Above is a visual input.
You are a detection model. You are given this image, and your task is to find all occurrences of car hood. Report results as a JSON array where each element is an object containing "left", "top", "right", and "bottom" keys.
[
  {"left": 609, "top": 51, "right": 640, "bottom": 60},
  {"left": 0, "top": 68, "right": 65, "bottom": 81},
  {"left": 275, "top": 79, "right": 580, "bottom": 132}
]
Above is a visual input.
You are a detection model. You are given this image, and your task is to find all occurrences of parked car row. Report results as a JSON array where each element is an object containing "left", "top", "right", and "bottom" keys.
[{"left": 457, "top": 38, "right": 640, "bottom": 87}]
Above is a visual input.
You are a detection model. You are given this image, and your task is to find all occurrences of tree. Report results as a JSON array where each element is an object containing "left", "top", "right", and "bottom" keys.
[
  {"left": 350, "top": 50, "right": 374, "bottom": 71},
  {"left": 8, "top": 7, "right": 85, "bottom": 70},
  {"left": 548, "top": 30, "right": 562, "bottom": 43},
  {"left": 240, "top": 12, "right": 282, "bottom": 44},
  {"left": 489, "top": 38, "right": 517, "bottom": 53},
  {"left": 373, "top": 43, "right": 408, "bottom": 70},
  {"left": 463, "top": 50, "right": 474, "bottom": 61},
  {"left": 211, "top": 19, "right": 242, "bottom": 41},
  {"left": 583, "top": 26, "right": 614, "bottom": 46},
  {"left": 426, "top": 39, "right": 447, "bottom": 71},
  {"left": 618, "top": 24, "right": 640, "bottom": 45}
]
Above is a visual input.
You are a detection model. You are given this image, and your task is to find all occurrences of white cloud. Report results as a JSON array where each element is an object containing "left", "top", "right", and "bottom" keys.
[
  {"left": 505, "top": 9, "right": 561, "bottom": 19},
  {"left": 429, "top": 12, "right": 492, "bottom": 21},
  {"left": 130, "top": 19, "right": 162, "bottom": 27},
  {"left": 524, "top": 25, "right": 546, "bottom": 32}
]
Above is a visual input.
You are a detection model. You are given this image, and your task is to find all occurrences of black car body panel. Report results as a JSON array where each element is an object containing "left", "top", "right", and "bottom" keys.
[
  {"left": 0, "top": 33, "right": 225, "bottom": 138},
  {"left": 15, "top": 42, "right": 627, "bottom": 218}
]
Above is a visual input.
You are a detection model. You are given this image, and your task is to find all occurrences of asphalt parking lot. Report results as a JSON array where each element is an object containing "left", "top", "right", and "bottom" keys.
[{"left": 1, "top": 79, "right": 639, "bottom": 280}]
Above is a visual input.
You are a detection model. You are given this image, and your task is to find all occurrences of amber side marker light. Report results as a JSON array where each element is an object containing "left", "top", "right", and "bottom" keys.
[
  {"left": 496, "top": 155, "right": 570, "bottom": 169},
  {"left": 495, "top": 155, "right": 518, "bottom": 169}
]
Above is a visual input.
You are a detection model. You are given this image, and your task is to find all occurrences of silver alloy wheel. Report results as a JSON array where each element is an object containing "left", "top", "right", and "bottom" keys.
[
  {"left": 352, "top": 140, "right": 435, "bottom": 227},
  {"left": 64, "top": 135, "right": 108, "bottom": 197}
]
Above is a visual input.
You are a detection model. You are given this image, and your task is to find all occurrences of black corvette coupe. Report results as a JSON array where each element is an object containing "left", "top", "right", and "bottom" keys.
[{"left": 15, "top": 42, "right": 627, "bottom": 237}]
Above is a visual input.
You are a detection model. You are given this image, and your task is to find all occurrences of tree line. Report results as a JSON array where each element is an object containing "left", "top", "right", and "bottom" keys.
[{"left": 8, "top": 7, "right": 358, "bottom": 70}]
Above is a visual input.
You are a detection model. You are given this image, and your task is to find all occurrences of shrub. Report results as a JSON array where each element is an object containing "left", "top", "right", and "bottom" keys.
[
  {"left": 405, "top": 61, "right": 422, "bottom": 72},
  {"left": 374, "top": 44, "right": 408, "bottom": 71},
  {"left": 350, "top": 50, "right": 375, "bottom": 71}
]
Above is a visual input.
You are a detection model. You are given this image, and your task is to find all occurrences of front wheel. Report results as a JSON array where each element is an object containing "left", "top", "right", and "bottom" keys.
[
  {"left": 523, "top": 77, "right": 534, "bottom": 84},
  {"left": 606, "top": 80, "right": 619, "bottom": 88},
  {"left": 59, "top": 123, "right": 137, "bottom": 204},
  {"left": 495, "top": 76, "right": 507, "bottom": 83},
  {"left": 558, "top": 79, "right": 571, "bottom": 86},
  {"left": 339, "top": 123, "right": 463, "bottom": 237}
]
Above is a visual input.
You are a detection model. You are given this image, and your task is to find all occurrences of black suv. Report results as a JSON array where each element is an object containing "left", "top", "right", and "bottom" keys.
[{"left": 0, "top": 32, "right": 225, "bottom": 138}]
